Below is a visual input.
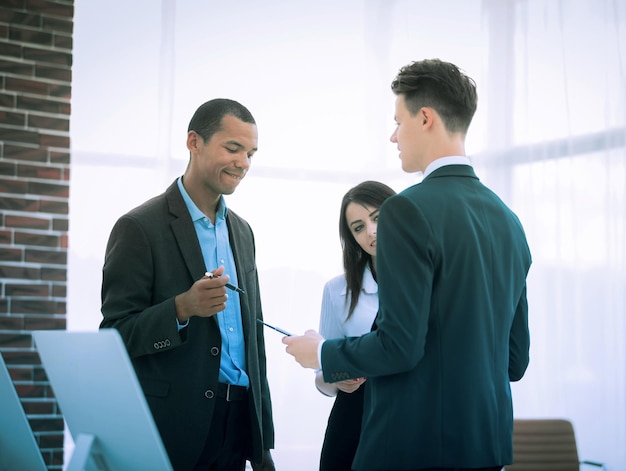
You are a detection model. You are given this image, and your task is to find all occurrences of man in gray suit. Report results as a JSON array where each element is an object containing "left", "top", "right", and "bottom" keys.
[
  {"left": 284, "top": 59, "right": 531, "bottom": 471},
  {"left": 101, "top": 99, "right": 275, "bottom": 471}
]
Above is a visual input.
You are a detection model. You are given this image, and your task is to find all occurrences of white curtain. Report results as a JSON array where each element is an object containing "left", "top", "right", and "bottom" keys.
[{"left": 69, "top": 0, "right": 625, "bottom": 469}]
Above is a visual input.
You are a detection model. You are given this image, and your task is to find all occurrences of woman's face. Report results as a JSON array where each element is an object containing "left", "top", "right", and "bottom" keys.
[{"left": 345, "top": 202, "right": 380, "bottom": 258}]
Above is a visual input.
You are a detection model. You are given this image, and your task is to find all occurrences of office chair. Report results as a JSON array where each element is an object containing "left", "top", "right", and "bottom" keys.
[{"left": 506, "top": 418, "right": 606, "bottom": 471}]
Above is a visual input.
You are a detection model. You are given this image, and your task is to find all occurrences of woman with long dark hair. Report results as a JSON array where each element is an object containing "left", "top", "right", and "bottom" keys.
[{"left": 316, "top": 180, "right": 396, "bottom": 471}]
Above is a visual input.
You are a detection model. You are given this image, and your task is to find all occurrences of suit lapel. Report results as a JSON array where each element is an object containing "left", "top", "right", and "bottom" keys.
[
  {"left": 165, "top": 181, "right": 206, "bottom": 281},
  {"left": 226, "top": 213, "right": 252, "bottom": 340}
]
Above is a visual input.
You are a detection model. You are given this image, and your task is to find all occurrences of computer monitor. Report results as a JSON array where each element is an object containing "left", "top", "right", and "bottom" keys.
[
  {"left": 0, "top": 351, "right": 47, "bottom": 471},
  {"left": 33, "top": 329, "right": 173, "bottom": 471}
]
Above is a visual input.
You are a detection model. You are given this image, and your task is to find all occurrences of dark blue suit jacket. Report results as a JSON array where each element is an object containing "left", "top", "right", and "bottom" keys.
[
  {"left": 322, "top": 165, "right": 531, "bottom": 470},
  {"left": 100, "top": 180, "right": 274, "bottom": 471}
]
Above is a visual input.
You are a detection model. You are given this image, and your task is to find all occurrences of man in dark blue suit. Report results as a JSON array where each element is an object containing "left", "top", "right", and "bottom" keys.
[{"left": 284, "top": 59, "right": 531, "bottom": 471}]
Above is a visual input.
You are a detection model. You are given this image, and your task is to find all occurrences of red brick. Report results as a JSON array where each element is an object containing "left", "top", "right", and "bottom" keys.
[
  {"left": 0, "top": 9, "right": 42, "bottom": 28},
  {"left": 0, "top": 247, "right": 23, "bottom": 262},
  {"left": 5, "top": 215, "right": 50, "bottom": 230},
  {"left": 0, "top": 350, "right": 42, "bottom": 366},
  {"left": 0, "top": 229, "right": 11, "bottom": 243},
  {"left": 24, "top": 316, "right": 66, "bottom": 331},
  {"left": 0, "top": 161, "right": 17, "bottom": 175},
  {"left": 35, "top": 63, "right": 70, "bottom": 81},
  {"left": 0, "top": 196, "right": 39, "bottom": 211},
  {"left": 0, "top": 265, "right": 40, "bottom": 280},
  {"left": 7, "top": 365, "right": 35, "bottom": 381},
  {"left": 28, "top": 181, "right": 69, "bottom": 197},
  {"left": 48, "top": 83, "right": 71, "bottom": 99},
  {"left": 22, "top": 400, "right": 56, "bottom": 415},
  {"left": 51, "top": 283, "right": 66, "bottom": 297},
  {"left": 50, "top": 151, "right": 70, "bottom": 165},
  {"left": 0, "top": 58, "right": 34, "bottom": 76},
  {"left": 3, "top": 144, "right": 48, "bottom": 162},
  {"left": 0, "top": 332, "right": 32, "bottom": 348},
  {"left": 28, "top": 114, "right": 70, "bottom": 132},
  {"left": 8, "top": 25, "right": 53, "bottom": 46},
  {"left": 0, "top": 110, "right": 27, "bottom": 126},
  {"left": 43, "top": 16, "right": 74, "bottom": 35},
  {"left": 54, "top": 33, "right": 72, "bottom": 50},
  {"left": 38, "top": 431, "right": 64, "bottom": 448},
  {"left": 0, "top": 41, "right": 22, "bottom": 59},
  {"left": 25, "top": 248, "right": 67, "bottom": 264},
  {"left": 0, "top": 128, "right": 39, "bottom": 146},
  {"left": 5, "top": 283, "right": 50, "bottom": 297},
  {"left": 17, "top": 95, "right": 69, "bottom": 115},
  {"left": 5, "top": 76, "right": 49, "bottom": 96},
  {"left": 15, "top": 231, "right": 60, "bottom": 247},
  {"left": 18, "top": 163, "right": 64, "bottom": 180},
  {"left": 49, "top": 448, "right": 65, "bottom": 466},
  {"left": 33, "top": 365, "right": 48, "bottom": 382},
  {"left": 0, "top": 315, "right": 24, "bottom": 330},
  {"left": 38, "top": 199, "right": 68, "bottom": 214},
  {"left": 52, "top": 218, "right": 68, "bottom": 231},
  {"left": 41, "top": 267, "right": 66, "bottom": 281},
  {"left": 0, "top": 92, "right": 16, "bottom": 108},
  {"left": 39, "top": 133, "right": 70, "bottom": 149},
  {"left": 10, "top": 299, "right": 58, "bottom": 314},
  {"left": 15, "top": 382, "right": 47, "bottom": 398},
  {"left": 0, "top": 177, "right": 28, "bottom": 194},
  {"left": 31, "top": 0, "right": 74, "bottom": 18},
  {"left": 23, "top": 46, "right": 72, "bottom": 67}
]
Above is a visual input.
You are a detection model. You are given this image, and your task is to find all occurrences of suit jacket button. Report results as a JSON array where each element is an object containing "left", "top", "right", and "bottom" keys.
[
  {"left": 205, "top": 390, "right": 215, "bottom": 399},
  {"left": 210, "top": 346, "right": 219, "bottom": 356}
]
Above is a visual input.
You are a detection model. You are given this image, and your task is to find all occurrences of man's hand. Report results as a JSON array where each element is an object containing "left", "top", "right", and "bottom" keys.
[
  {"left": 336, "top": 377, "right": 367, "bottom": 393},
  {"left": 174, "top": 266, "right": 230, "bottom": 323},
  {"left": 251, "top": 449, "right": 275, "bottom": 471},
  {"left": 282, "top": 329, "right": 323, "bottom": 369}
]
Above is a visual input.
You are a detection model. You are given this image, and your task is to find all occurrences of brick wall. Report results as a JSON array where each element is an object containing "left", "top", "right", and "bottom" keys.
[{"left": 0, "top": 1, "right": 74, "bottom": 470}]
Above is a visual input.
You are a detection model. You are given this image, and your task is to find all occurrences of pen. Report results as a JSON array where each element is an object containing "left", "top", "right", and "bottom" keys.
[
  {"left": 204, "top": 272, "right": 246, "bottom": 294},
  {"left": 256, "top": 318, "right": 292, "bottom": 336}
]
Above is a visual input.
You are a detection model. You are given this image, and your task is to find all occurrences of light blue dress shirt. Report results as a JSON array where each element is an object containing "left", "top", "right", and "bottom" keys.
[{"left": 177, "top": 177, "right": 249, "bottom": 388}]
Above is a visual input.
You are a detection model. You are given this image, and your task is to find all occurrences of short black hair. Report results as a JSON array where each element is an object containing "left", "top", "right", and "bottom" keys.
[
  {"left": 187, "top": 98, "right": 256, "bottom": 142},
  {"left": 391, "top": 59, "right": 477, "bottom": 134}
]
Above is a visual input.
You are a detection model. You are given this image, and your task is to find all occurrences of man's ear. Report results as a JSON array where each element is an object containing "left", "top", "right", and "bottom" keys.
[
  {"left": 421, "top": 107, "right": 436, "bottom": 128},
  {"left": 186, "top": 130, "right": 200, "bottom": 152}
]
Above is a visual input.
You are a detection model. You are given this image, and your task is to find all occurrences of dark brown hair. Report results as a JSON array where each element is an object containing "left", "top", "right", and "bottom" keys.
[{"left": 339, "top": 181, "right": 396, "bottom": 320}]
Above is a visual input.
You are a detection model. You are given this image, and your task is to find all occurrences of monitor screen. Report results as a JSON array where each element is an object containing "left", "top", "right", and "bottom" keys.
[{"left": 33, "top": 329, "right": 173, "bottom": 471}]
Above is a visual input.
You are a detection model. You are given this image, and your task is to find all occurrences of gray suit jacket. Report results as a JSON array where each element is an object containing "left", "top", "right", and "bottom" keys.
[
  {"left": 101, "top": 180, "right": 274, "bottom": 471},
  {"left": 322, "top": 165, "right": 531, "bottom": 470}
]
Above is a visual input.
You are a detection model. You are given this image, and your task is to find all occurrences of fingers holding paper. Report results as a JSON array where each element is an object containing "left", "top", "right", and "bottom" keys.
[{"left": 282, "top": 329, "right": 323, "bottom": 370}]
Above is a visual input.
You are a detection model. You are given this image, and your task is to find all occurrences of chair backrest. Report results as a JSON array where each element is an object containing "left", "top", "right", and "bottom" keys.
[{"left": 507, "top": 419, "right": 580, "bottom": 471}]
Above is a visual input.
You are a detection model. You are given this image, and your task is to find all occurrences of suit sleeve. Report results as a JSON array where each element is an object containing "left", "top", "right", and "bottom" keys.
[
  {"left": 321, "top": 195, "right": 433, "bottom": 381},
  {"left": 100, "top": 215, "right": 183, "bottom": 358},
  {"left": 508, "top": 283, "right": 530, "bottom": 381},
  {"left": 319, "top": 280, "right": 345, "bottom": 340}
]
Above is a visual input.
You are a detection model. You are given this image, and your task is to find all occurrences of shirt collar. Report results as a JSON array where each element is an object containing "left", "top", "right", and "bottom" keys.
[
  {"left": 361, "top": 265, "right": 378, "bottom": 294},
  {"left": 177, "top": 176, "right": 227, "bottom": 222},
  {"left": 423, "top": 156, "right": 472, "bottom": 178}
]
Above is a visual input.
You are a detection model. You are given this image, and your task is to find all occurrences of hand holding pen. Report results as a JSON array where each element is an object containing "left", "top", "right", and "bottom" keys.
[
  {"left": 174, "top": 266, "right": 232, "bottom": 322},
  {"left": 204, "top": 271, "right": 245, "bottom": 294}
]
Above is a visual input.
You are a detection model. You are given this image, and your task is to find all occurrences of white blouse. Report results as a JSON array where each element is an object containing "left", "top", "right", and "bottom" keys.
[{"left": 318, "top": 266, "right": 378, "bottom": 339}]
